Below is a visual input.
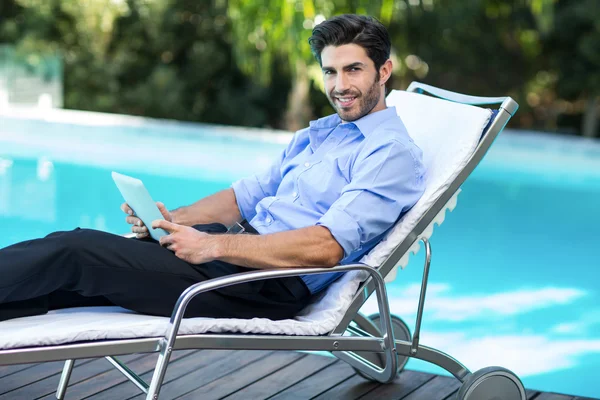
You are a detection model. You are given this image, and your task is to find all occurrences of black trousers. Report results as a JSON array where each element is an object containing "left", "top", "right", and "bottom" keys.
[{"left": 0, "top": 223, "right": 311, "bottom": 322}]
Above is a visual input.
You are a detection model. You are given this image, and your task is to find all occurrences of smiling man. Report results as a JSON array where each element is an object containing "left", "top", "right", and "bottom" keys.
[
  {"left": 320, "top": 44, "right": 388, "bottom": 122},
  {"left": 0, "top": 14, "right": 425, "bottom": 323}
]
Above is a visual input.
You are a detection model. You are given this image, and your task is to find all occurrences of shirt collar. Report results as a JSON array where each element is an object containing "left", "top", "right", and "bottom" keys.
[
  {"left": 351, "top": 106, "right": 398, "bottom": 137},
  {"left": 308, "top": 106, "right": 398, "bottom": 142}
]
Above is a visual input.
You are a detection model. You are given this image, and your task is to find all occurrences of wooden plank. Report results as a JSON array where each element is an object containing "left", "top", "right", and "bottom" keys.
[
  {"left": 0, "top": 349, "right": 590, "bottom": 400},
  {"left": 268, "top": 359, "right": 356, "bottom": 400},
  {"left": 0, "top": 360, "right": 87, "bottom": 396},
  {"left": 126, "top": 350, "right": 272, "bottom": 400},
  {"left": 86, "top": 350, "right": 212, "bottom": 400},
  {"left": 175, "top": 351, "right": 306, "bottom": 400},
  {"left": 224, "top": 353, "right": 337, "bottom": 400},
  {"left": 43, "top": 350, "right": 197, "bottom": 400},
  {"left": 357, "top": 369, "right": 437, "bottom": 399},
  {"left": 0, "top": 354, "right": 143, "bottom": 399},
  {"left": 0, "top": 363, "right": 35, "bottom": 379},
  {"left": 33, "top": 354, "right": 153, "bottom": 400},
  {"left": 534, "top": 394, "right": 575, "bottom": 400},
  {"left": 311, "top": 374, "right": 380, "bottom": 400},
  {"left": 132, "top": 350, "right": 273, "bottom": 400},
  {"left": 399, "top": 375, "right": 461, "bottom": 400},
  {"left": 528, "top": 390, "right": 542, "bottom": 399}
]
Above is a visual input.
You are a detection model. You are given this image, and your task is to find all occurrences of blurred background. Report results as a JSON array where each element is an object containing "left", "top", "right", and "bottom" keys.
[
  {"left": 1, "top": 0, "right": 600, "bottom": 397},
  {"left": 0, "top": 0, "right": 598, "bottom": 136}
]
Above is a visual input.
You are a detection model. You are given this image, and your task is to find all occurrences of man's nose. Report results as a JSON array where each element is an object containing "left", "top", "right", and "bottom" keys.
[{"left": 335, "top": 73, "right": 350, "bottom": 92}]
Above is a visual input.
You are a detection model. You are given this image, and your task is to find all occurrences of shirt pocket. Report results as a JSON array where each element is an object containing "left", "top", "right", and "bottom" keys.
[{"left": 296, "top": 159, "right": 347, "bottom": 214}]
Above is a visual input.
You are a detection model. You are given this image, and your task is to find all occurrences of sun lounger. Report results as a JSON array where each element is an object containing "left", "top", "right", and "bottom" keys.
[{"left": 0, "top": 82, "right": 524, "bottom": 400}]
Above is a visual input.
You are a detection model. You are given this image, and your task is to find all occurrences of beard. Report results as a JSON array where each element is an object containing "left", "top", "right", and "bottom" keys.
[{"left": 327, "top": 72, "right": 381, "bottom": 122}]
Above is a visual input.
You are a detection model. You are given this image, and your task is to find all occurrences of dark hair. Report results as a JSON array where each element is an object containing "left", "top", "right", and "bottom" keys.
[{"left": 308, "top": 14, "right": 391, "bottom": 71}]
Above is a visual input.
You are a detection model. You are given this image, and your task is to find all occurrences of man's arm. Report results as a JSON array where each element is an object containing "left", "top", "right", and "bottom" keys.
[
  {"left": 213, "top": 226, "right": 344, "bottom": 268},
  {"left": 170, "top": 188, "right": 242, "bottom": 228},
  {"left": 153, "top": 221, "right": 344, "bottom": 269}
]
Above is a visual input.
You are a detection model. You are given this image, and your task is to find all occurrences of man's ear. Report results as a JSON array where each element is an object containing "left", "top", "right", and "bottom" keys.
[{"left": 379, "top": 59, "right": 393, "bottom": 86}]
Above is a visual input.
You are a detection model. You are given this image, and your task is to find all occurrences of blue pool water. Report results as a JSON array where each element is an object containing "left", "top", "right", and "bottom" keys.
[{"left": 1, "top": 111, "right": 599, "bottom": 397}]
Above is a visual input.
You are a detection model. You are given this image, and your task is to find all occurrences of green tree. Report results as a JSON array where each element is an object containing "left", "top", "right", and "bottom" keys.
[
  {"left": 545, "top": 0, "right": 600, "bottom": 137},
  {"left": 381, "top": 1, "right": 545, "bottom": 129},
  {"left": 1, "top": 0, "right": 291, "bottom": 128},
  {"left": 2, "top": 0, "right": 598, "bottom": 135}
]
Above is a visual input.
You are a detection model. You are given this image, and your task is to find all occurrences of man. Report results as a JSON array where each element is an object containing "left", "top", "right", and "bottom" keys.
[{"left": 0, "top": 14, "right": 425, "bottom": 323}]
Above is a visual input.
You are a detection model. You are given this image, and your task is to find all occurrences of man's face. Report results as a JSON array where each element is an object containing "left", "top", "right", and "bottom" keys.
[{"left": 321, "top": 44, "right": 382, "bottom": 122}]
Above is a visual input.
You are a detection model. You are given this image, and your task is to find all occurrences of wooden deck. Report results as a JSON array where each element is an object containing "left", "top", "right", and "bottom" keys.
[{"left": 0, "top": 350, "right": 595, "bottom": 399}]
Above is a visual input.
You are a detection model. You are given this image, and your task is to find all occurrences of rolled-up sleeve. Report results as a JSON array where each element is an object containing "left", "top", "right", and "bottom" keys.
[
  {"left": 231, "top": 149, "right": 285, "bottom": 221},
  {"left": 317, "top": 139, "right": 425, "bottom": 261}
]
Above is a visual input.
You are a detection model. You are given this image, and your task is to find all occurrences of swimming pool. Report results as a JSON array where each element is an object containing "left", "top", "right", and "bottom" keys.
[{"left": 1, "top": 109, "right": 599, "bottom": 397}]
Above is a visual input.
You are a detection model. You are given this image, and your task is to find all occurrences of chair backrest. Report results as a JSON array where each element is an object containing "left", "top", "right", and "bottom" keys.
[{"left": 360, "top": 90, "right": 493, "bottom": 271}]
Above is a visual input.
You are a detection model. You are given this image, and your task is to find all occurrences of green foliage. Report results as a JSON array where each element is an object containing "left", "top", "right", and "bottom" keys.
[
  {"left": 0, "top": 0, "right": 598, "bottom": 135},
  {"left": 381, "top": 0, "right": 546, "bottom": 129},
  {"left": 545, "top": 0, "right": 600, "bottom": 99},
  {"left": 227, "top": 0, "right": 390, "bottom": 83},
  {"left": 0, "top": 0, "right": 290, "bottom": 128}
]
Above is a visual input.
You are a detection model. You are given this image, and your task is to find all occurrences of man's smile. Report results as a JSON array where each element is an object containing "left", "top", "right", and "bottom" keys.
[{"left": 334, "top": 95, "right": 358, "bottom": 108}]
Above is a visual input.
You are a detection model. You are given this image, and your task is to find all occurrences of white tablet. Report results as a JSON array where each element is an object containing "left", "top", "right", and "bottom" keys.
[{"left": 112, "top": 171, "right": 168, "bottom": 241}]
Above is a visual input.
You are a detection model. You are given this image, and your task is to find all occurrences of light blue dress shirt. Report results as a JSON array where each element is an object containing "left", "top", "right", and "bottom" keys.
[{"left": 231, "top": 106, "right": 426, "bottom": 294}]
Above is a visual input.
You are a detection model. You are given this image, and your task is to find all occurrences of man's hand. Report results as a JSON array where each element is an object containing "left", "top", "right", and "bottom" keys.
[
  {"left": 153, "top": 220, "right": 218, "bottom": 265},
  {"left": 122, "top": 201, "right": 172, "bottom": 239}
]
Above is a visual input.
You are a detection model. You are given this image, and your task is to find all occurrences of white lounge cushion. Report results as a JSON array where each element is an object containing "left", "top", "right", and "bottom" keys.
[
  {"left": 0, "top": 271, "right": 363, "bottom": 349},
  {"left": 0, "top": 90, "right": 492, "bottom": 350},
  {"left": 361, "top": 90, "right": 492, "bottom": 278}
]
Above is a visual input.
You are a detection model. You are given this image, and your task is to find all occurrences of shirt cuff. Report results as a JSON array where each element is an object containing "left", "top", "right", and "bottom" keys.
[{"left": 316, "top": 207, "right": 362, "bottom": 261}]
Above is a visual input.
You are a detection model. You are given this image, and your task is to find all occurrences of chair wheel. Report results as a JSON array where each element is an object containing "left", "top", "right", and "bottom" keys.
[
  {"left": 457, "top": 366, "right": 526, "bottom": 400},
  {"left": 353, "top": 313, "right": 411, "bottom": 380}
]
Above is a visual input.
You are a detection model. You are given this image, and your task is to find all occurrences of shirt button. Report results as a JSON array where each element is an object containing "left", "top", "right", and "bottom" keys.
[
  {"left": 292, "top": 191, "right": 298, "bottom": 197},
  {"left": 304, "top": 162, "right": 310, "bottom": 167},
  {"left": 265, "top": 217, "right": 272, "bottom": 223}
]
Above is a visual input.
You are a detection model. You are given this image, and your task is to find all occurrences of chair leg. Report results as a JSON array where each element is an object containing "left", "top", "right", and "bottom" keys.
[
  {"left": 146, "top": 339, "right": 173, "bottom": 400},
  {"left": 105, "top": 356, "right": 149, "bottom": 394},
  {"left": 56, "top": 359, "right": 74, "bottom": 400}
]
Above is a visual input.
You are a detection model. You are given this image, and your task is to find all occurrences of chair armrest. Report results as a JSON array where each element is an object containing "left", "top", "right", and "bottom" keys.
[
  {"left": 166, "top": 264, "right": 391, "bottom": 332},
  {"left": 170, "top": 263, "right": 378, "bottom": 323}
]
